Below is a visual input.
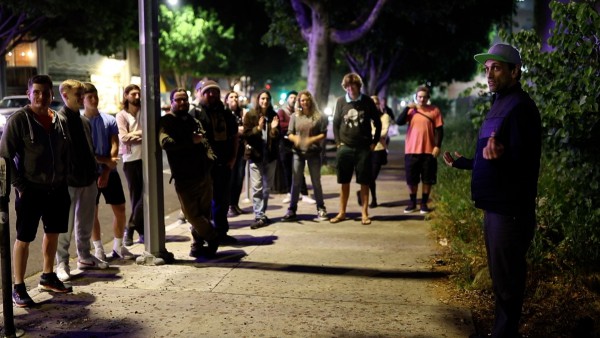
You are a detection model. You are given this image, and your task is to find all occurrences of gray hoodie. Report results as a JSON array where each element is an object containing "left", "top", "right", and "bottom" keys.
[{"left": 0, "top": 106, "right": 70, "bottom": 192}]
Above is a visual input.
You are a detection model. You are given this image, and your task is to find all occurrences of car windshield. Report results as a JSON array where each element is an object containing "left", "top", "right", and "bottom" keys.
[{"left": 0, "top": 97, "right": 29, "bottom": 109}]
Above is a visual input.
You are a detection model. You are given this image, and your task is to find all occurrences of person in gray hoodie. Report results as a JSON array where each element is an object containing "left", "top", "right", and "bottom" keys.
[
  {"left": 55, "top": 79, "right": 108, "bottom": 283},
  {"left": 0, "top": 75, "right": 73, "bottom": 308}
]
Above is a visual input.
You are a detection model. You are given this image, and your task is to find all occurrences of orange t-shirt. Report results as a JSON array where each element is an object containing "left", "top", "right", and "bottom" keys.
[{"left": 404, "top": 105, "right": 443, "bottom": 154}]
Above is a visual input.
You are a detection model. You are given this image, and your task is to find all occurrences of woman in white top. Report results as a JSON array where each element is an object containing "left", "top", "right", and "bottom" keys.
[{"left": 116, "top": 84, "right": 144, "bottom": 246}]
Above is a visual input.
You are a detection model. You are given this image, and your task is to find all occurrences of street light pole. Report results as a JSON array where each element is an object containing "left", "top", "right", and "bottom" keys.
[{"left": 137, "top": 0, "right": 173, "bottom": 265}]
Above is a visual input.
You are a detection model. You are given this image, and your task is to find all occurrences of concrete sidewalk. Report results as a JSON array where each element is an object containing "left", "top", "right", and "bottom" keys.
[{"left": 2, "top": 139, "right": 475, "bottom": 337}]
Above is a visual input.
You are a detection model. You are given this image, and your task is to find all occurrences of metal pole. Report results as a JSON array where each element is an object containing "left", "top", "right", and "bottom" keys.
[
  {"left": 0, "top": 158, "right": 23, "bottom": 337},
  {"left": 137, "top": 0, "right": 173, "bottom": 265}
]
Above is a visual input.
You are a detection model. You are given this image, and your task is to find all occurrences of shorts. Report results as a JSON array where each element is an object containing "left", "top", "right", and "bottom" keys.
[
  {"left": 96, "top": 170, "right": 126, "bottom": 205},
  {"left": 336, "top": 144, "right": 372, "bottom": 185},
  {"left": 15, "top": 184, "right": 71, "bottom": 242},
  {"left": 405, "top": 154, "right": 438, "bottom": 186}
]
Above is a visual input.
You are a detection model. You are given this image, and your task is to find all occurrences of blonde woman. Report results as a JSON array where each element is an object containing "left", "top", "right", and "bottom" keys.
[{"left": 281, "top": 90, "right": 329, "bottom": 221}]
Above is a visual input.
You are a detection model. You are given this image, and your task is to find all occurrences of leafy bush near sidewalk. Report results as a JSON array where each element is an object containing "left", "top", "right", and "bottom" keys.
[{"left": 507, "top": 0, "right": 600, "bottom": 270}]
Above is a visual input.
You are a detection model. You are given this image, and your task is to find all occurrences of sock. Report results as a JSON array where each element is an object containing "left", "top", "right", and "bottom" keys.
[
  {"left": 93, "top": 240, "right": 103, "bottom": 250},
  {"left": 409, "top": 193, "right": 417, "bottom": 206},
  {"left": 14, "top": 283, "right": 25, "bottom": 291},
  {"left": 421, "top": 193, "right": 430, "bottom": 205},
  {"left": 114, "top": 237, "right": 123, "bottom": 252}
]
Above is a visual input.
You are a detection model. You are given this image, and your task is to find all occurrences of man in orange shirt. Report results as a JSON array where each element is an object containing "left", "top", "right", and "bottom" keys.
[{"left": 396, "top": 86, "right": 443, "bottom": 214}]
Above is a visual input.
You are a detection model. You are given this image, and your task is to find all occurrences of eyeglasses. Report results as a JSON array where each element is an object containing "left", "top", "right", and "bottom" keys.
[{"left": 173, "top": 98, "right": 188, "bottom": 102}]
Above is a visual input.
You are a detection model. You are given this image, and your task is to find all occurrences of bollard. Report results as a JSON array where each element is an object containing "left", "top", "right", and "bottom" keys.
[{"left": 0, "top": 157, "right": 17, "bottom": 337}]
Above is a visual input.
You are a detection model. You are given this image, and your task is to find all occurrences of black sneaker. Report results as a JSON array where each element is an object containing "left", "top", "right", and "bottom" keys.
[
  {"left": 250, "top": 217, "right": 269, "bottom": 229},
  {"left": 189, "top": 245, "right": 204, "bottom": 258},
  {"left": 369, "top": 200, "right": 378, "bottom": 208},
  {"left": 404, "top": 204, "right": 417, "bottom": 213},
  {"left": 282, "top": 210, "right": 297, "bottom": 222},
  {"left": 420, "top": 205, "right": 432, "bottom": 214},
  {"left": 124, "top": 227, "right": 134, "bottom": 246},
  {"left": 39, "top": 273, "right": 73, "bottom": 293},
  {"left": 12, "top": 285, "right": 35, "bottom": 308},
  {"left": 205, "top": 238, "right": 219, "bottom": 257},
  {"left": 227, "top": 206, "right": 239, "bottom": 218}
]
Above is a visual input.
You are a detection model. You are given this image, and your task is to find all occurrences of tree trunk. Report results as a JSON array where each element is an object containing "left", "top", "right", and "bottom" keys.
[{"left": 306, "top": 19, "right": 333, "bottom": 110}]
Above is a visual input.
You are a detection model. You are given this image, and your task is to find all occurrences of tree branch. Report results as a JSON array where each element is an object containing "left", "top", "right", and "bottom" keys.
[
  {"left": 330, "top": 0, "right": 388, "bottom": 44},
  {"left": 291, "top": 0, "right": 311, "bottom": 42},
  {"left": 0, "top": 8, "right": 46, "bottom": 57}
]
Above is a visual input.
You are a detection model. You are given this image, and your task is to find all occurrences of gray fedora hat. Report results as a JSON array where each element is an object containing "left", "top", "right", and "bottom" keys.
[{"left": 474, "top": 43, "right": 522, "bottom": 65}]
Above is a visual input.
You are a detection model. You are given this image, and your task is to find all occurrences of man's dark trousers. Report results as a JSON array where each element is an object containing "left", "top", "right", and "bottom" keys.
[
  {"left": 212, "top": 163, "right": 232, "bottom": 236},
  {"left": 484, "top": 210, "right": 535, "bottom": 338}
]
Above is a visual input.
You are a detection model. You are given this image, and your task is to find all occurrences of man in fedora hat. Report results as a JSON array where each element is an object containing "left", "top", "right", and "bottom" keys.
[{"left": 443, "top": 43, "right": 542, "bottom": 338}]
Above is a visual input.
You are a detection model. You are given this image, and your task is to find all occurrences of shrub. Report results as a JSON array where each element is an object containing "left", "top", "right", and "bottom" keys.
[{"left": 507, "top": 0, "right": 600, "bottom": 268}]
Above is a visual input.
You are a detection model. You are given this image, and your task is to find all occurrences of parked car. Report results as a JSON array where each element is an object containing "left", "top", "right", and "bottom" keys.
[{"left": 0, "top": 95, "right": 63, "bottom": 135}]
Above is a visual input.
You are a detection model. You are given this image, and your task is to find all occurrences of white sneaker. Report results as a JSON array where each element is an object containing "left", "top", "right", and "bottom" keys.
[
  {"left": 95, "top": 248, "right": 107, "bottom": 261},
  {"left": 77, "top": 255, "right": 109, "bottom": 270},
  {"left": 282, "top": 193, "right": 291, "bottom": 203},
  {"left": 301, "top": 195, "right": 316, "bottom": 204},
  {"left": 317, "top": 209, "right": 329, "bottom": 221},
  {"left": 112, "top": 246, "right": 135, "bottom": 260},
  {"left": 56, "top": 261, "right": 71, "bottom": 282}
]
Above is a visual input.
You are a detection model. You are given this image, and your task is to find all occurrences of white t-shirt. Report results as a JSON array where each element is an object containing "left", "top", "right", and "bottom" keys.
[{"left": 116, "top": 109, "right": 143, "bottom": 162}]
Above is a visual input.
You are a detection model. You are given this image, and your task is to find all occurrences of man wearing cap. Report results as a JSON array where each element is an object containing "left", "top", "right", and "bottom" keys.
[
  {"left": 192, "top": 80, "right": 239, "bottom": 245},
  {"left": 443, "top": 44, "right": 541, "bottom": 338},
  {"left": 160, "top": 88, "right": 219, "bottom": 258}
]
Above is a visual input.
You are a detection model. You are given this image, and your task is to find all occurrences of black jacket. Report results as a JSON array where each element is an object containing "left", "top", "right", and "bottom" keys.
[
  {"left": 159, "top": 112, "right": 214, "bottom": 181},
  {"left": 59, "top": 106, "right": 98, "bottom": 187},
  {"left": 242, "top": 108, "right": 280, "bottom": 163}
]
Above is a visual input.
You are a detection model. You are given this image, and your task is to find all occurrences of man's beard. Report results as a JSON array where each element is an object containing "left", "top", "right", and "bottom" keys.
[
  {"left": 174, "top": 109, "right": 188, "bottom": 117},
  {"left": 130, "top": 99, "right": 141, "bottom": 107}
]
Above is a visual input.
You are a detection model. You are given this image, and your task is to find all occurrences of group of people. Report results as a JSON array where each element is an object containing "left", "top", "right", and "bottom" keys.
[
  {"left": 161, "top": 44, "right": 542, "bottom": 338},
  {"left": 2, "top": 43, "right": 541, "bottom": 338},
  {"left": 1, "top": 77, "right": 144, "bottom": 308}
]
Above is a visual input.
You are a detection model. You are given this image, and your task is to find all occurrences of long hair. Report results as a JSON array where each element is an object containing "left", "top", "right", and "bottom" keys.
[
  {"left": 295, "top": 90, "right": 322, "bottom": 121},
  {"left": 121, "top": 84, "right": 141, "bottom": 110},
  {"left": 253, "top": 89, "right": 274, "bottom": 116}
]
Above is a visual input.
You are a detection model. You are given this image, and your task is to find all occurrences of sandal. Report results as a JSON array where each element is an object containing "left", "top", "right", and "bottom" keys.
[
  {"left": 329, "top": 214, "right": 347, "bottom": 224},
  {"left": 361, "top": 217, "right": 371, "bottom": 225}
]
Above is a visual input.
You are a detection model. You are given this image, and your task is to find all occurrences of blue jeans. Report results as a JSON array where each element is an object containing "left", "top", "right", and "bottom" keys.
[
  {"left": 289, "top": 152, "right": 325, "bottom": 212},
  {"left": 249, "top": 160, "right": 275, "bottom": 220}
]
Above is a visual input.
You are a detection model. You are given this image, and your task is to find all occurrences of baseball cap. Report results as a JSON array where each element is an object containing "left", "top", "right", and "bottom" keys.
[
  {"left": 474, "top": 43, "right": 521, "bottom": 65},
  {"left": 199, "top": 80, "right": 220, "bottom": 96}
]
